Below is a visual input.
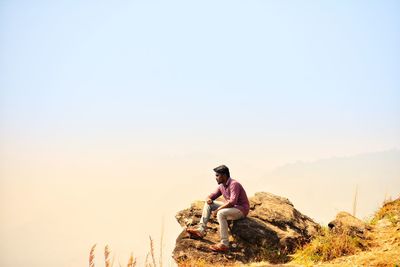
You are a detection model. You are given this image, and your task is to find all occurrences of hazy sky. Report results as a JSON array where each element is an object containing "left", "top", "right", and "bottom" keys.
[{"left": 1, "top": 1, "right": 399, "bottom": 266}]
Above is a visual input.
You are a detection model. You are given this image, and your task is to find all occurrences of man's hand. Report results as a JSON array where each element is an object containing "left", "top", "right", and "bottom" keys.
[
  {"left": 212, "top": 208, "right": 220, "bottom": 218},
  {"left": 206, "top": 198, "right": 213, "bottom": 205}
]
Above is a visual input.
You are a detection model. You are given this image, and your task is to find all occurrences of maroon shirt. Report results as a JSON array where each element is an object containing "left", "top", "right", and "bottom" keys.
[{"left": 208, "top": 178, "right": 250, "bottom": 216}]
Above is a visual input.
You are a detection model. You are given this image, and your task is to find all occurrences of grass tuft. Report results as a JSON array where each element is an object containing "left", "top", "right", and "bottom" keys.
[
  {"left": 370, "top": 197, "right": 400, "bottom": 226},
  {"left": 291, "top": 226, "right": 365, "bottom": 265},
  {"left": 127, "top": 252, "right": 136, "bottom": 267},
  {"left": 89, "top": 244, "right": 96, "bottom": 267},
  {"left": 149, "top": 236, "right": 157, "bottom": 267},
  {"left": 104, "top": 245, "right": 112, "bottom": 267}
]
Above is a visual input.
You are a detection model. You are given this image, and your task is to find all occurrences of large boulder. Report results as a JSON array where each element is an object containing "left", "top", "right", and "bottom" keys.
[{"left": 173, "top": 192, "right": 321, "bottom": 265}]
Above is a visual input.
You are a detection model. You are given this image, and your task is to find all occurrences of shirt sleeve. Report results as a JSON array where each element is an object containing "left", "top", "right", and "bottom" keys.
[
  {"left": 228, "top": 182, "right": 241, "bottom": 206},
  {"left": 208, "top": 186, "right": 222, "bottom": 200}
]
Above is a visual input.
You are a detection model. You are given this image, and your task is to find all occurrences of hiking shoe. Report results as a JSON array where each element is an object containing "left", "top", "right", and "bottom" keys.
[
  {"left": 186, "top": 228, "right": 205, "bottom": 239},
  {"left": 209, "top": 243, "right": 229, "bottom": 252}
]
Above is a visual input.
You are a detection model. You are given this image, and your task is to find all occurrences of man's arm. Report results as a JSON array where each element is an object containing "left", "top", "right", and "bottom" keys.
[
  {"left": 207, "top": 187, "right": 222, "bottom": 203},
  {"left": 213, "top": 183, "right": 240, "bottom": 213}
]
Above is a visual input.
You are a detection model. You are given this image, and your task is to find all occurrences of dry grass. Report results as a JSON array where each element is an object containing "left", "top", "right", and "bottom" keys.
[
  {"left": 89, "top": 244, "right": 96, "bottom": 267},
  {"left": 159, "top": 220, "right": 164, "bottom": 267},
  {"left": 352, "top": 185, "right": 358, "bottom": 217},
  {"left": 89, "top": 233, "right": 163, "bottom": 267},
  {"left": 371, "top": 197, "right": 400, "bottom": 226},
  {"left": 322, "top": 223, "right": 400, "bottom": 266},
  {"left": 292, "top": 197, "right": 400, "bottom": 267},
  {"left": 127, "top": 253, "right": 137, "bottom": 267},
  {"left": 148, "top": 236, "right": 157, "bottom": 267},
  {"left": 291, "top": 226, "right": 365, "bottom": 265},
  {"left": 89, "top": 220, "right": 164, "bottom": 267},
  {"left": 89, "top": 244, "right": 137, "bottom": 267},
  {"left": 105, "top": 245, "right": 113, "bottom": 267}
]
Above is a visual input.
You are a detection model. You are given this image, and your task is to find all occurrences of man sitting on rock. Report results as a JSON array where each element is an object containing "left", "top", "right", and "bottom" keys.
[{"left": 186, "top": 165, "right": 250, "bottom": 252}]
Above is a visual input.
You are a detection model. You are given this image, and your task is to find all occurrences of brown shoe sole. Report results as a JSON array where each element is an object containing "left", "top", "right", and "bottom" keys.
[
  {"left": 210, "top": 244, "right": 229, "bottom": 252},
  {"left": 186, "top": 228, "right": 204, "bottom": 239}
]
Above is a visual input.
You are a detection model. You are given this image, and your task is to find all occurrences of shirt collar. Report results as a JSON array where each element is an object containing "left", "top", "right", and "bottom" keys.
[{"left": 224, "top": 177, "right": 232, "bottom": 187}]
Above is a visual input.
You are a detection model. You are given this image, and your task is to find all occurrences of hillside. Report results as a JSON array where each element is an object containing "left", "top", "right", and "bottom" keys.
[
  {"left": 176, "top": 197, "right": 400, "bottom": 267},
  {"left": 316, "top": 197, "right": 400, "bottom": 266},
  {"left": 287, "top": 197, "right": 400, "bottom": 266}
]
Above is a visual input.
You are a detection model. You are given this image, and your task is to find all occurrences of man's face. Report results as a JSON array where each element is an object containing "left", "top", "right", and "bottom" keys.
[{"left": 215, "top": 172, "right": 226, "bottom": 184}]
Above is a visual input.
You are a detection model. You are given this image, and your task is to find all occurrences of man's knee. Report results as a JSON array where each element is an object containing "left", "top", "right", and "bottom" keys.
[
  {"left": 218, "top": 208, "right": 243, "bottom": 221},
  {"left": 203, "top": 202, "right": 212, "bottom": 210},
  {"left": 217, "top": 210, "right": 227, "bottom": 220}
]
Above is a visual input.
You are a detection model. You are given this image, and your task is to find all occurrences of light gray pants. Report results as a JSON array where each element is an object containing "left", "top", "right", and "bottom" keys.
[{"left": 198, "top": 201, "right": 244, "bottom": 246}]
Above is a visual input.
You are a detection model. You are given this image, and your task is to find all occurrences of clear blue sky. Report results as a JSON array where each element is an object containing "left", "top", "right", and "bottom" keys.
[{"left": 1, "top": 1, "right": 399, "bottom": 160}]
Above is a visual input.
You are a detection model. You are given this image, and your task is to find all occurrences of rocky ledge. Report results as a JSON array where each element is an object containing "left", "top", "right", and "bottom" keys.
[{"left": 173, "top": 192, "right": 321, "bottom": 265}]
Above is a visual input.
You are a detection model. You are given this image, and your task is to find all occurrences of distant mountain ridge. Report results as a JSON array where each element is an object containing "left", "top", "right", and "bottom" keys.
[{"left": 256, "top": 149, "right": 400, "bottom": 224}]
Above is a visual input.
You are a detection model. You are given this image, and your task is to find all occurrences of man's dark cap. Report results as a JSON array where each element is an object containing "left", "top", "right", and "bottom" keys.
[{"left": 213, "top": 165, "right": 230, "bottom": 176}]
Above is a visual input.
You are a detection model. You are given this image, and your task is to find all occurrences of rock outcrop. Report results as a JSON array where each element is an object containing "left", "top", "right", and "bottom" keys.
[
  {"left": 328, "top": 211, "right": 371, "bottom": 239},
  {"left": 173, "top": 192, "right": 321, "bottom": 265}
]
